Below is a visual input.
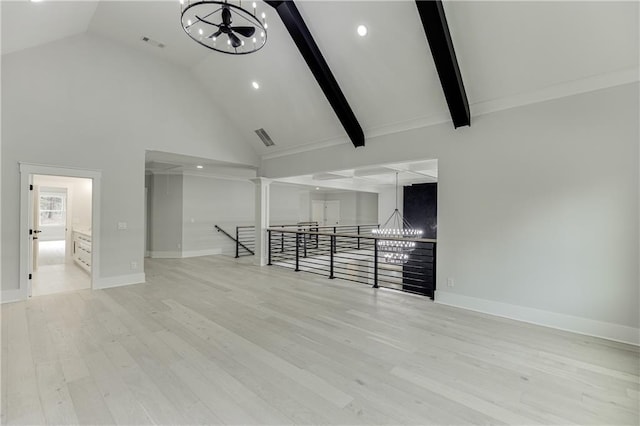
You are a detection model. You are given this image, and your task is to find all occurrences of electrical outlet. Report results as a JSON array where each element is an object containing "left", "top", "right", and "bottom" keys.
[
  {"left": 130, "top": 261, "right": 138, "bottom": 270},
  {"left": 447, "top": 278, "right": 455, "bottom": 287}
]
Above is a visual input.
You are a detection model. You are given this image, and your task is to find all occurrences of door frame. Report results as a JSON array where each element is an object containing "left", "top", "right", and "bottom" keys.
[{"left": 19, "top": 163, "right": 101, "bottom": 299}]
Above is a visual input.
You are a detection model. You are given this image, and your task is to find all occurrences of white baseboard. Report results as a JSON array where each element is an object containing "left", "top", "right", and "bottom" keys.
[
  {"left": 1, "top": 288, "right": 27, "bottom": 304},
  {"left": 435, "top": 291, "right": 640, "bottom": 346},
  {"left": 149, "top": 249, "right": 222, "bottom": 259},
  {"left": 148, "top": 251, "right": 182, "bottom": 259},
  {"left": 181, "top": 248, "right": 222, "bottom": 258},
  {"left": 95, "top": 273, "right": 146, "bottom": 290}
]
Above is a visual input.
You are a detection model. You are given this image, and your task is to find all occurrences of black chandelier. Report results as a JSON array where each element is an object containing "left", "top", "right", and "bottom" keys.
[
  {"left": 372, "top": 173, "right": 423, "bottom": 264},
  {"left": 180, "top": 0, "right": 268, "bottom": 55}
]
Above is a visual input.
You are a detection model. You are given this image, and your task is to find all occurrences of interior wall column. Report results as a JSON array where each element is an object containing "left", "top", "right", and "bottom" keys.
[{"left": 251, "top": 177, "right": 271, "bottom": 266}]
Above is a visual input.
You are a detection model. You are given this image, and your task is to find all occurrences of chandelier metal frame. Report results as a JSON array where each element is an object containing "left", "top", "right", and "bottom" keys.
[{"left": 372, "top": 173, "right": 423, "bottom": 264}]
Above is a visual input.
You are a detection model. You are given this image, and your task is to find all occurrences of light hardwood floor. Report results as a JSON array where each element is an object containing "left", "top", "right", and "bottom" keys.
[
  {"left": 32, "top": 240, "right": 90, "bottom": 297},
  {"left": 2, "top": 255, "right": 638, "bottom": 425}
]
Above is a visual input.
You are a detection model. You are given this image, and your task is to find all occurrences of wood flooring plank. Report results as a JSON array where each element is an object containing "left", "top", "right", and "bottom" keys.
[
  {"left": 2, "top": 255, "right": 637, "bottom": 425},
  {"left": 5, "top": 304, "right": 45, "bottom": 425},
  {"left": 82, "top": 350, "right": 153, "bottom": 425},
  {"left": 101, "top": 340, "right": 185, "bottom": 425},
  {"left": 118, "top": 333, "right": 221, "bottom": 424},
  {"left": 155, "top": 329, "right": 294, "bottom": 425},
  {"left": 162, "top": 298, "right": 355, "bottom": 409},
  {"left": 1, "top": 304, "right": 9, "bottom": 424},
  {"left": 35, "top": 360, "right": 79, "bottom": 425},
  {"left": 67, "top": 376, "right": 115, "bottom": 425}
]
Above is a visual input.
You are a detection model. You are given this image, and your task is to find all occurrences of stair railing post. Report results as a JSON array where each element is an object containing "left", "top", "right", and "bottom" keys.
[
  {"left": 357, "top": 225, "right": 361, "bottom": 250},
  {"left": 281, "top": 230, "right": 284, "bottom": 253},
  {"left": 373, "top": 237, "right": 379, "bottom": 288},
  {"left": 333, "top": 227, "right": 337, "bottom": 253},
  {"left": 235, "top": 227, "right": 239, "bottom": 258},
  {"left": 329, "top": 235, "right": 335, "bottom": 279},
  {"left": 295, "top": 232, "right": 300, "bottom": 271},
  {"left": 267, "top": 230, "right": 272, "bottom": 265},
  {"left": 303, "top": 232, "right": 308, "bottom": 258}
]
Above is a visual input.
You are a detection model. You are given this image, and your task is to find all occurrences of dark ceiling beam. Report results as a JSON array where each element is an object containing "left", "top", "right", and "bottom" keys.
[
  {"left": 415, "top": 0, "right": 470, "bottom": 128},
  {"left": 264, "top": 0, "right": 365, "bottom": 147}
]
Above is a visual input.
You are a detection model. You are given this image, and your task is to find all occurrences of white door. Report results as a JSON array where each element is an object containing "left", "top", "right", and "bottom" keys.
[
  {"left": 325, "top": 200, "right": 340, "bottom": 226},
  {"left": 28, "top": 183, "right": 40, "bottom": 297},
  {"left": 311, "top": 200, "right": 325, "bottom": 225},
  {"left": 32, "top": 185, "right": 40, "bottom": 272}
]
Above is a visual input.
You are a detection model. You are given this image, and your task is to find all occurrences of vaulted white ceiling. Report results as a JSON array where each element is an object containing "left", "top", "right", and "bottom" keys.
[{"left": 2, "top": 0, "right": 638, "bottom": 160}]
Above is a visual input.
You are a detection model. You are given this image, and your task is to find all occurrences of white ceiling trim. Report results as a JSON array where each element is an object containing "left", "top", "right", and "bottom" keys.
[
  {"left": 260, "top": 67, "right": 639, "bottom": 162},
  {"left": 148, "top": 170, "right": 258, "bottom": 182},
  {"left": 472, "top": 67, "right": 639, "bottom": 119}
]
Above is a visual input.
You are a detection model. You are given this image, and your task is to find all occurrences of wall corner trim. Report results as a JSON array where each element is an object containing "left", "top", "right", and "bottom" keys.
[
  {"left": 95, "top": 273, "right": 146, "bottom": 290},
  {"left": 435, "top": 291, "right": 639, "bottom": 346}
]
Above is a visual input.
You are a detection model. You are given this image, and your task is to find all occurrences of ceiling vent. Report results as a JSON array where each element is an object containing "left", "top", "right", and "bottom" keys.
[
  {"left": 141, "top": 36, "right": 165, "bottom": 49},
  {"left": 255, "top": 128, "right": 275, "bottom": 147}
]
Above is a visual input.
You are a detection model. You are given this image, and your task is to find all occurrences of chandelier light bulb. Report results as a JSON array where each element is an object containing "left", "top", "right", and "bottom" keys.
[
  {"left": 252, "top": 37, "right": 257, "bottom": 43},
  {"left": 179, "top": 0, "right": 184, "bottom": 4},
  {"left": 262, "top": 12, "right": 266, "bottom": 19},
  {"left": 357, "top": 25, "right": 368, "bottom": 37},
  {"left": 198, "top": 28, "right": 203, "bottom": 35},
  {"left": 187, "top": 19, "right": 192, "bottom": 26},
  {"left": 264, "top": 23, "right": 268, "bottom": 29}
]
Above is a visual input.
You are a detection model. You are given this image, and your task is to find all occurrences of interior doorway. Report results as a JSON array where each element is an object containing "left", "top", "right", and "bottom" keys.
[
  {"left": 31, "top": 175, "right": 93, "bottom": 296},
  {"left": 19, "top": 164, "right": 101, "bottom": 300}
]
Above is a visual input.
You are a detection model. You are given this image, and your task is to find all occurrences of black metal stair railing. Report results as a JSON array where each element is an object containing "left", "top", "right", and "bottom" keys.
[
  {"left": 214, "top": 225, "right": 255, "bottom": 256},
  {"left": 235, "top": 225, "right": 256, "bottom": 257},
  {"left": 267, "top": 228, "right": 437, "bottom": 299},
  {"left": 233, "top": 222, "right": 379, "bottom": 258}
]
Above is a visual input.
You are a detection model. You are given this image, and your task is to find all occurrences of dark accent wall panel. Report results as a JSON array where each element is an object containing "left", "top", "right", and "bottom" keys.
[
  {"left": 403, "top": 183, "right": 438, "bottom": 298},
  {"left": 403, "top": 183, "right": 437, "bottom": 239}
]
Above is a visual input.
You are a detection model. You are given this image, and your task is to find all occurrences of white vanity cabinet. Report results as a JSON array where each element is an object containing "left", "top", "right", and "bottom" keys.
[{"left": 73, "top": 230, "right": 92, "bottom": 273}]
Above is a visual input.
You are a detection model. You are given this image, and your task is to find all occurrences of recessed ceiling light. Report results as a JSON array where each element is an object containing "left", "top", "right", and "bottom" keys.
[
  {"left": 30, "top": 0, "right": 43, "bottom": 2},
  {"left": 315, "top": 187, "right": 320, "bottom": 190},
  {"left": 196, "top": 165, "right": 204, "bottom": 169},
  {"left": 252, "top": 81, "right": 260, "bottom": 89},
  {"left": 357, "top": 25, "right": 368, "bottom": 37}
]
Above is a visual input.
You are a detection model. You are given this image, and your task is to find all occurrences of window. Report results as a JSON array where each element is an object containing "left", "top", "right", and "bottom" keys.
[{"left": 39, "top": 193, "right": 66, "bottom": 226}]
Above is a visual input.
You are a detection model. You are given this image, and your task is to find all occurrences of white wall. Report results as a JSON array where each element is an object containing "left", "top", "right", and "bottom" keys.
[
  {"left": 182, "top": 175, "right": 254, "bottom": 256},
  {"left": 1, "top": 33, "right": 258, "bottom": 291},
  {"left": 70, "top": 178, "right": 92, "bottom": 232},
  {"left": 356, "top": 192, "right": 379, "bottom": 225},
  {"left": 269, "top": 184, "right": 308, "bottom": 225},
  {"left": 261, "top": 84, "right": 640, "bottom": 343},
  {"left": 377, "top": 186, "right": 402, "bottom": 227},
  {"left": 148, "top": 174, "right": 183, "bottom": 257},
  {"left": 310, "top": 191, "right": 379, "bottom": 226}
]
